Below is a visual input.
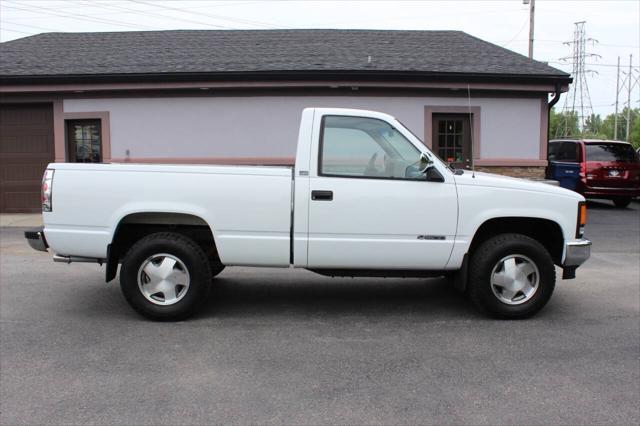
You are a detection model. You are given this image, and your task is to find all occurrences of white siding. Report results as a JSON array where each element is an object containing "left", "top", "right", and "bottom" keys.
[{"left": 64, "top": 95, "right": 543, "bottom": 160}]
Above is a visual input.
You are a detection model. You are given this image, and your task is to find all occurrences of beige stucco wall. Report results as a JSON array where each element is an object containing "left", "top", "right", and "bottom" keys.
[{"left": 63, "top": 95, "right": 545, "bottom": 162}]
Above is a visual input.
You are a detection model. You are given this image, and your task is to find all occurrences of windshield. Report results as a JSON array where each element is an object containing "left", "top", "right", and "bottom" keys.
[{"left": 585, "top": 143, "right": 638, "bottom": 163}]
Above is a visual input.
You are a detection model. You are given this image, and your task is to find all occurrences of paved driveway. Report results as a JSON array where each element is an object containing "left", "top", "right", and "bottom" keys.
[{"left": 1, "top": 201, "right": 638, "bottom": 425}]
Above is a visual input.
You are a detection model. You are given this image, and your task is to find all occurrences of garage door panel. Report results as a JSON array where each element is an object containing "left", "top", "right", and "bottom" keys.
[
  {"left": 0, "top": 104, "right": 54, "bottom": 213},
  {"left": 1, "top": 162, "right": 48, "bottom": 182},
  {"left": 0, "top": 134, "right": 52, "bottom": 154},
  {"left": 0, "top": 191, "right": 42, "bottom": 213},
  {"left": 0, "top": 106, "right": 51, "bottom": 125}
]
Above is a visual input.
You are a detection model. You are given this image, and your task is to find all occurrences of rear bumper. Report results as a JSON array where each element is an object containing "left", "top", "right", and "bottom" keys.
[
  {"left": 583, "top": 185, "right": 640, "bottom": 198},
  {"left": 563, "top": 239, "right": 591, "bottom": 267},
  {"left": 24, "top": 227, "right": 48, "bottom": 252}
]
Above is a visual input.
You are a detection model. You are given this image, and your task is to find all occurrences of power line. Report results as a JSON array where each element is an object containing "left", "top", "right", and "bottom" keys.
[
  {"left": 500, "top": 38, "right": 639, "bottom": 49},
  {"left": 548, "top": 61, "right": 639, "bottom": 69},
  {"left": 1, "top": 2, "right": 158, "bottom": 30},
  {"left": 0, "top": 0, "right": 265, "bottom": 19},
  {"left": 0, "top": 20, "right": 59, "bottom": 32},
  {"left": 502, "top": 16, "right": 530, "bottom": 48},
  {"left": 128, "top": 0, "right": 280, "bottom": 29},
  {"left": 0, "top": 27, "right": 33, "bottom": 35},
  {"left": 73, "top": 1, "right": 233, "bottom": 30}
]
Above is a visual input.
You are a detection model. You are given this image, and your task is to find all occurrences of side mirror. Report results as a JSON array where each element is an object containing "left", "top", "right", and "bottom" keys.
[{"left": 418, "top": 152, "right": 434, "bottom": 173}]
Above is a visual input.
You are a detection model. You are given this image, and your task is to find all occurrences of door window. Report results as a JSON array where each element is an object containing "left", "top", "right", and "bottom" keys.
[
  {"left": 319, "top": 115, "right": 423, "bottom": 179},
  {"left": 66, "top": 119, "right": 102, "bottom": 163}
]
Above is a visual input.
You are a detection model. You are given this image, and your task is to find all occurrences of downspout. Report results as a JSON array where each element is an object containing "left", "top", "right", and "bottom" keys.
[
  {"left": 544, "top": 83, "right": 562, "bottom": 179},
  {"left": 547, "top": 83, "right": 562, "bottom": 142}
]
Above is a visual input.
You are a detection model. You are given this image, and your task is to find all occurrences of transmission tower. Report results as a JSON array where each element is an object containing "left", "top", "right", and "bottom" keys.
[
  {"left": 614, "top": 55, "right": 640, "bottom": 141},
  {"left": 557, "top": 21, "right": 600, "bottom": 137}
]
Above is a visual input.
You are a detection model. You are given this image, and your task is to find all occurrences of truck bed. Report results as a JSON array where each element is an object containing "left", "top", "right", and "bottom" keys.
[{"left": 44, "top": 163, "right": 294, "bottom": 266}]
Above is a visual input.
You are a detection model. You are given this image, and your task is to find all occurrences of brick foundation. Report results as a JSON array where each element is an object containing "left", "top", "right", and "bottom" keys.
[{"left": 474, "top": 166, "right": 546, "bottom": 179}]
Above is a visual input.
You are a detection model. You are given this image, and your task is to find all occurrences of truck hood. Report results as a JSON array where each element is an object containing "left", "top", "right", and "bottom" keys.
[{"left": 453, "top": 170, "right": 584, "bottom": 200}]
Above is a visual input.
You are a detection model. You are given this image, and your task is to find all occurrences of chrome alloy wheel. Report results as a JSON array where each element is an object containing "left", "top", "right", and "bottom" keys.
[
  {"left": 490, "top": 254, "right": 540, "bottom": 305},
  {"left": 137, "top": 253, "right": 190, "bottom": 306}
]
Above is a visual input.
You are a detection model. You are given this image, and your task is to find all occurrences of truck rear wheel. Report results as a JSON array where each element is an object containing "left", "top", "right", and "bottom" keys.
[
  {"left": 120, "top": 232, "right": 212, "bottom": 321},
  {"left": 468, "top": 233, "right": 555, "bottom": 319}
]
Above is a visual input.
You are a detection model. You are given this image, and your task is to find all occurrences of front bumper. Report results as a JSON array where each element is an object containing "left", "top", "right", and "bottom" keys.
[
  {"left": 561, "top": 239, "right": 591, "bottom": 279},
  {"left": 24, "top": 227, "right": 48, "bottom": 252},
  {"left": 564, "top": 239, "right": 592, "bottom": 266}
]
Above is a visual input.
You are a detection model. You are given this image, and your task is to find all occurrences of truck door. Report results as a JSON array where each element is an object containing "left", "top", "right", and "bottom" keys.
[{"left": 306, "top": 113, "right": 458, "bottom": 270}]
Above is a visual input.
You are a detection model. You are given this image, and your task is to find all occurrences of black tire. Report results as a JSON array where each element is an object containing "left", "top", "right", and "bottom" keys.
[
  {"left": 613, "top": 197, "right": 632, "bottom": 208},
  {"left": 468, "top": 233, "right": 555, "bottom": 319},
  {"left": 120, "top": 232, "right": 212, "bottom": 321}
]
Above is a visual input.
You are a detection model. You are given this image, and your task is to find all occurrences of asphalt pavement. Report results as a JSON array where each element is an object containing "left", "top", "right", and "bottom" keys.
[{"left": 1, "top": 200, "right": 638, "bottom": 425}]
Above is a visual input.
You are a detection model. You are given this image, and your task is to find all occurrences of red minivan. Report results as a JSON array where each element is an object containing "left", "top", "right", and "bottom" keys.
[{"left": 548, "top": 139, "right": 640, "bottom": 208}]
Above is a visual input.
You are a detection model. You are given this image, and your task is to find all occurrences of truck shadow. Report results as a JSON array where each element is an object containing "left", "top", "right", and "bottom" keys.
[{"left": 199, "top": 273, "right": 478, "bottom": 320}]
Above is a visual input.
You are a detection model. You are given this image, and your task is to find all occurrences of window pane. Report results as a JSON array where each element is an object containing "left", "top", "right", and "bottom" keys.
[
  {"left": 446, "top": 121, "right": 453, "bottom": 133},
  {"left": 446, "top": 134, "right": 454, "bottom": 149},
  {"left": 67, "top": 119, "right": 101, "bottom": 163},
  {"left": 586, "top": 143, "right": 637, "bottom": 162},
  {"left": 321, "top": 116, "right": 423, "bottom": 179}
]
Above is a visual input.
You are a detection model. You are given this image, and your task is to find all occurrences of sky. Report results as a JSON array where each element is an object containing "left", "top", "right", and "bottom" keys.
[{"left": 1, "top": 0, "right": 639, "bottom": 116}]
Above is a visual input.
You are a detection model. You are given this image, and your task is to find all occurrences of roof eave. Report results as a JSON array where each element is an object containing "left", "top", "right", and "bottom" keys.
[{"left": 0, "top": 70, "right": 572, "bottom": 86}]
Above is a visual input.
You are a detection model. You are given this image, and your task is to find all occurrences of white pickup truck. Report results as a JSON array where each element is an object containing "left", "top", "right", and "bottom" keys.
[{"left": 26, "top": 108, "right": 591, "bottom": 320}]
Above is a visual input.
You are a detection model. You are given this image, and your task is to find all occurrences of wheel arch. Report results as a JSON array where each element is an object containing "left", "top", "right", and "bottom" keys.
[
  {"left": 469, "top": 216, "right": 565, "bottom": 265},
  {"left": 106, "top": 211, "right": 220, "bottom": 282}
]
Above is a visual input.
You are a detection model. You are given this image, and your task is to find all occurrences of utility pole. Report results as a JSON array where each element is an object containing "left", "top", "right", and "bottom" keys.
[
  {"left": 626, "top": 54, "right": 632, "bottom": 142},
  {"left": 528, "top": 0, "right": 535, "bottom": 59},
  {"left": 523, "top": 0, "right": 535, "bottom": 59},
  {"left": 614, "top": 56, "right": 620, "bottom": 140}
]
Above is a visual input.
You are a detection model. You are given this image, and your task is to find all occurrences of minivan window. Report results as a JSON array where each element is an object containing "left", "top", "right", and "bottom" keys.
[
  {"left": 585, "top": 143, "right": 638, "bottom": 162},
  {"left": 548, "top": 141, "right": 579, "bottom": 162}
]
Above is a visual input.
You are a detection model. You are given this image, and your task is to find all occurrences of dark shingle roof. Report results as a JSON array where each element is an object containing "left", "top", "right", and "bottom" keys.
[{"left": 0, "top": 29, "right": 569, "bottom": 81}]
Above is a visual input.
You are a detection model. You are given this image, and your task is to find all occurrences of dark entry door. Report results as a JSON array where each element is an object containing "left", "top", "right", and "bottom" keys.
[
  {"left": 0, "top": 104, "right": 54, "bottom": 213},
  {"left": 432, "top": 114, "right": 472, "bottom": 169}
]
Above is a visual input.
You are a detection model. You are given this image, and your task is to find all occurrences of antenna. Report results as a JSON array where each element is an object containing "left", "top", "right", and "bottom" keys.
[{"left": 467, "top": 84, "right": 475, "bottom": 178}]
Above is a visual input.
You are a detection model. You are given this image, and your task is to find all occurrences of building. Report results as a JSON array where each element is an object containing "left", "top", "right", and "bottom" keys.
[{"left": 0, "top": 29, "right": 571, "bottom": 212}]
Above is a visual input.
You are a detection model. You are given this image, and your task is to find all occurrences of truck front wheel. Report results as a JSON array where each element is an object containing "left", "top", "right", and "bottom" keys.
[
  {"left": 120, "top": 232, "right": 212, "bottom": 321},
  {"left": 468, "top": 233, "right": 555, "bottom": 319}
]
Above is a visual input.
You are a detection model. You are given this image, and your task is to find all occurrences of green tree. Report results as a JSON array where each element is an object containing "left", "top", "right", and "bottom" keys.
[
  {"left": 550, "top": 109, "right": 579, "bottom": 138},
  {"left": 583, "top": 113, "right": 605, "bottom": 138},
  {"left": 631, "top": 118, "right": 640, "bottom": 149},
  {"left": 600, "top": 113, "right": 617, "bottom": 140},
  {"left": 602, "top": 108, "right": 639, "bottom": 141},
  {"left": 582, "top": 108, "right": 639, "bottom": 143}
]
